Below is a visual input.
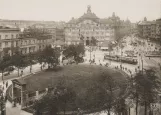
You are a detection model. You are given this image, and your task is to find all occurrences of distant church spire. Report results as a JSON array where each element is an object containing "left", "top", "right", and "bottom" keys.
[
  {"left": 112, "top": 12, "right": 115, "bottom": 17},
  {"left": 144, "top": 17, "right": 147, "bottom": 21},
  {"left": 87, "top": 5, "right": 91, "bottom": 13}
]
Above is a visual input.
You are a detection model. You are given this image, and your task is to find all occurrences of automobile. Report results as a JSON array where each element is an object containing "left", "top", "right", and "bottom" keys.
[
  {"left": 68, "top": 59, "right": 76, "bottom": 64},
  {"left": 4, "top": 72, "right": 10, "bottom": 76}
]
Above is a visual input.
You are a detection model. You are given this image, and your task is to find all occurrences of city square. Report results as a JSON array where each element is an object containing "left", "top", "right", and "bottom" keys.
[{"left": 0, "top": 0, "right": 161, "bottom": 115}]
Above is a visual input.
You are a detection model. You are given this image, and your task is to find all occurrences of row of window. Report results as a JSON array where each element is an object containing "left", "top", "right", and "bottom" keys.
[
  {"left": 66, "top": 28, "right": 112, "bottom": 31},
  {"left": 0, "top": 39, "right": 50, "bottom": 48},
  {"left": 21, "top": 44, "right": 48, "bottom": 54},
  {"left": 0, "top": 34, "right": 19, "bottom": 40},
  {"left": 21, "top": 39, "right": 49, "bottom": 46},
  {"left": 67, "top": 36, "right": 108, "bottom": 39},
  {"left": 66, "top": 24, "right": 109, "bottom": 28},
  {"left": 66, "top": 30, "right": 114, "bottom": 34},
  {"left": 0, "top": 41, "right": 19, "bottom": 48}
]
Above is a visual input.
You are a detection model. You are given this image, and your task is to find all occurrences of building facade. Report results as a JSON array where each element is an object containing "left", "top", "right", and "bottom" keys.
[
  {"left": 18, "top": 38, "right": 51, "bottom": 54},
  {"left": 31, "top": 24, "right": 65, "bottom": 47},
  {"left": 0, "top": 26, "right": 21, "bottom": 56},
  {"left": 156, "top": 19, "right": 161, "bottom": 40},
  {"left": 0, "top": 25, "right": 53, "bottom": 56},
  {"left": 137, "top": 17, "right": 161, "bottom": 41},
  {"left": 65, "top": 6, "right": 115, "bottom": 46},
  {"left": 55, "top": 28, "right": 65, "bottom": 41}
]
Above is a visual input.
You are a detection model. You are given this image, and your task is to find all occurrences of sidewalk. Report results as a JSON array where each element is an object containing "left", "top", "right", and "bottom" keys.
[
  {"left": 0, "top": 63, "right": 42, "bottom": 82},
  {"left": 0, "top": 63, "right": 43, "bottom": 115}
]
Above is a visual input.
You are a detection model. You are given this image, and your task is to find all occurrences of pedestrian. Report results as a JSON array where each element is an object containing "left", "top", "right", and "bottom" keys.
[
  {"left": 43, "top": 64, "right": 45, "bottom": 68},
  {"left": 77, "top": 108, "right": 83, "bottom": 115},
  {"left": 21, "top": 70, "right": 23, "bottom": 76},
  {"left": 6, "top": 81, "right": 8, "bottom": 88},
  {"left": 30, "top": 66, "right": 32, "bottom": 73},
  {"left": 5, "top": 95, "right": 7, "bottom": 102}
]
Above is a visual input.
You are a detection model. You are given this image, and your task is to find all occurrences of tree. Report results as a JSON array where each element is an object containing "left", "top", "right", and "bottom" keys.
[
  {"left": 115, "top": 26, "right": 130, "bottom": 43},
  {"left": 97, "top": 72, "right": 116, "bottom": 115},
  {"left": 0, "top": 88, "right": 6, "bottom": 115},
  {"left": 57, "top": 86, "right": 76, "bottom": 115},
  {"left": 132, "top": 69, "right": 161, "bottom": 115},
  {"left": 33, "top": 92, "right": 59, "bottom": 115},
  {"left": 63, "top": 44, "right": 85, "bottom": 63},
  {"left": 22, "top": 26, "right": 51, "bottom": 39},
  {"left": 42, "top": 46, "right": 60, "bottom": 69},
  {"left": 0, "top": 54, "right": 12, "bottom": 81},
  {"left": 26, "top": 53, "right": 36, "bottom": 73},
  {"left": 11, "top": 51, "right": 28, "bottom": 77},
  {"left": 114, "top": 98, "right": 127, "bottom": 115},
  {"left": 33, "top": 85, "right": 76, "bottom": 115},
  {"left": 36, "top": 51, "right": 45, "bottom": 70},
  {"left": 108, "top": 42, "right": 114, "bottom": 64},
  {"left": 90, "top": 36, "right": 97, "bottom": 46}
]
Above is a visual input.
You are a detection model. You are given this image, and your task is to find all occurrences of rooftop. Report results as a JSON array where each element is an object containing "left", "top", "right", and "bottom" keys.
[
  {"left": 138, "top": 21, "right": 152, "bottom": 25},
  {"left": 0, "top": 26, "right": 20, "bottom": 31},
  {"left": 67, "top": 6, "right": 127, "bottom": 27}
]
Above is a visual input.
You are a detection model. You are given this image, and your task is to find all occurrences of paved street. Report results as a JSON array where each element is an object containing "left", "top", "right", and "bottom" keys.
[
  {"left": 0, "top": 64, "right": 44, "bottom": 115},
  {"left": 0, "top": 35, "right": 160, "bottom": 115},
  {"left": 84, "top": 35, "right": 161, "bottom": 115}
]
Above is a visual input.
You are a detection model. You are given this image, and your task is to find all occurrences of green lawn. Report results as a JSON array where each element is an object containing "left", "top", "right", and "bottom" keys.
[
  {"left": 21, "top": 65, "right": 128, "bottom": 93},
  {"left": 9, "top": 65, "right": 129, "bottom": 112}
]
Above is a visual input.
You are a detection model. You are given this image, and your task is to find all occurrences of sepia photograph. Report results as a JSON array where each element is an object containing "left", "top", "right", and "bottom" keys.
[{"left": 0, "top": 0, "right": 161, "bottom": 115}]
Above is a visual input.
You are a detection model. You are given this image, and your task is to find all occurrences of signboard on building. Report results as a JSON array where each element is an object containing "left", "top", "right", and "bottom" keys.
[{"left": 15, "top": 84, "right": 22, "bottom": 89}]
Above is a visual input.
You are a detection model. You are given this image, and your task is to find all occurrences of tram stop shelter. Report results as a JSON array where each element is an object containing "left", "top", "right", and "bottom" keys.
[{"left": 12, "top": 79, "right": 27, "bottom": 108}]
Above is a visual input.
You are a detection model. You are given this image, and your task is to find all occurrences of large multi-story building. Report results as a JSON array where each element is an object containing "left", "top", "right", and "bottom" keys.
[
  {"left": 55, "top": 28, "right": 65, "bottom": 41},
  {"left": 65, "top": 6, "right": 115, "bottom": 46},
  {"left": 0, "top": 26, "right": 21, "bottom": 56},
  {"left": 156, "top": 18, "right": 161, "bottom": 40},
  {"left": 0, "top": 25, "right": 53, "bottom": 56},
  {"left": 137, "top": 17, "right": 161, "bottom": 41},
  {"left": 137, "top": 18, "right": 152, "bottom": 38},
  {"left": 31, "top": 24, "right": 65, "bottom": 47},
  {"left": 18, "top": 37, "right": 52, "bottom": 54}
]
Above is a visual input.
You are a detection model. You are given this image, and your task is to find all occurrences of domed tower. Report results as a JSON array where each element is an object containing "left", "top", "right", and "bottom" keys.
[
  {"left": 87, "top": 5, "right": 92, "bottom": 13},
  {"left": 144, "top": 17, "right": 147, "bottom": 21}
]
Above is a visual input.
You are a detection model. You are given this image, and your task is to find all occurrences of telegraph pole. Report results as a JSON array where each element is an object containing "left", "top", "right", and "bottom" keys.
[
  {"left": 141, "top": 53, "right": 144, "bottom": 74},
  {"left": 90, "top": 41, "right": 91, "bottom": 62},
  {"left": 120, "top": 42, "right": 123, "bottom": 69}
]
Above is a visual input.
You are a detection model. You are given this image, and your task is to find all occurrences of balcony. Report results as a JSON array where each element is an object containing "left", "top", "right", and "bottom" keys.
[{"left": 20, "top": 44, "right": 37, "bottom": 48}]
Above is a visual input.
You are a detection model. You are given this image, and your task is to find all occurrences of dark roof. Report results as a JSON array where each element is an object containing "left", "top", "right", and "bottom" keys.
[
  {"left": 0, "top": 26, "right": 20, "bottom": 31},
  {"left": 100, "top": 40, "right": 111, "bottom": 47},
  {"left": 53, "top": 40, "right": 65, "bottom": 45},
  {"left": 12, "top": 79, "right": 27, "bottom": 85},
  {"left": 156, "top": 18, "right": 161, "bottom": 24},
  {"left": 68, "top": 6, "right": 99, "bottom": 24}
]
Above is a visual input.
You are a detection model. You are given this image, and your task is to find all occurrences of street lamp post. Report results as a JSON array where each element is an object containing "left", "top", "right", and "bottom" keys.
[
  {"left": 141, "top": 54, "right": 144, "bottom": 74},
  {"left": 120, "top": 43, "right": 123, "bottom": 69},
  {"left": 89, "top": 41, "right": 92, "bottom": 62}
]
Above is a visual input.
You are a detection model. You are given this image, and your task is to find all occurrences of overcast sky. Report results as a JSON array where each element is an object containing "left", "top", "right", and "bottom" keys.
[{"left": 0, "top": 0, "right": 160, "bottom": 22}]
